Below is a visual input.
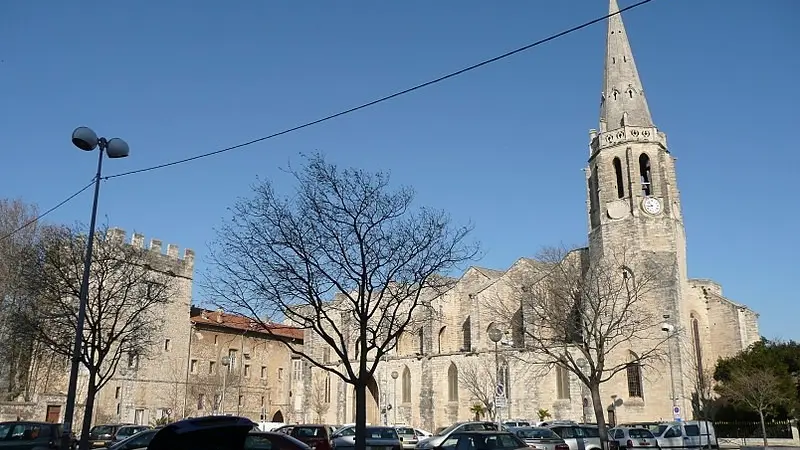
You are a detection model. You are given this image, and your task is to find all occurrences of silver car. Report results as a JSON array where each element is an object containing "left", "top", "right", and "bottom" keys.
[
  {"left": 508, "top": 427, "right": 569, "bottom": 450},
  {"left": 395, "top": 426, "right": 420, "bottom": 449},
  {"left": 416, "top": 422, "right": 502, "bottom": 449},
  {"left": 331, "top": 425, "right": 403, "bottom": 450}
]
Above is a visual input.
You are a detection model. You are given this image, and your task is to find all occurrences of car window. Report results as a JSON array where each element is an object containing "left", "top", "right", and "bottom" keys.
[
  {"left": 440, "top": 436, "right": 460, "bottom": 450},
  {"left": 126, "top": 430, "right": 157, "bottom": 448},
  {"left": 245, "top": 435, "right": 274, "bottom": 450},
  {"left": 365, "top": 427, "right": 398, "bottom": 440},
  {"left": 294, "top": 427, "right": 325, "bottom": 438},
  {"left": 628, "top": 429, "right": 654, "bottom": 439},
  {"left": 334, "top": 426, "right": 356, "bottom": 437},
  {"left": 516, "top": 428, "right": 560, "bottom": 439},
  {"left": 553, "top": 427, "right": 576, "bottom": 439},
  {"left": 581, "top": 427, "right": 599, "bottom": 438},
  {"left": 467, "top": 434, "right": 524, "bottom": 449},
  {"left": 396, "top": 427, "right": 416, "bottom": 436},
  {"left": 664, "top": 427, "right": 681, "bottom": 438},
  {"left": 614, "top": 430, "right": 624, "bottom": 439},
  {"left": 0, "top": 423, "right": 11, "bottom": 440},
  {"left": 7, "top": 424, "right": 47, "bottom": 441},
  {"left": 684, "top": 425, "right": 700, "bottom": 437},
  {"left": 91, "top": 426, "right": 115, "bottom": 436}
]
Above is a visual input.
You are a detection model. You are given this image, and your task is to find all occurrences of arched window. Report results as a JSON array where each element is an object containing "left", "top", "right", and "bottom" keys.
[
  {"left": 447, "top": 363, "right": 459, "bottom": 401},
  {"left": 324, "top": 373, "right": 331, "bottom": 403},
  {"left": 613, "top": 157, "right": 625, "bottom": 199},
  {"left": 556, "top": 366, "right": 570, "bottom": 399},
  {"left": 499, "top": 358, "right": 511, "bottom": 397},
  {"left": 438, "top": 326, "right": 447, "bottom": 353},
  {"left": 462, "top": 317, "right": 472, "bottom": 352},
  {"left": 692, "top": 316, "right": 704, "bottom": 383},
  {"left": 402, "top": 366, "right": 411, "bottom": 403},
  {"left": 626, "top": 351, "right": 644, "bottom": 398},
  {"left": 639, "top": 154, "right": 652, "bottom": 196}
]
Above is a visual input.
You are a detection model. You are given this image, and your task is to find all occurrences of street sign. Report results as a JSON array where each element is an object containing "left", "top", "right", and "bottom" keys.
[
  {"left": 495, "top": 383, "right": 505, "bottom": 398},
  {"left": 495, "top": 396, "right": 507, "bottom": 408},
  {"left": 672, "top": 406, "right": 681, "bottom": 420}
]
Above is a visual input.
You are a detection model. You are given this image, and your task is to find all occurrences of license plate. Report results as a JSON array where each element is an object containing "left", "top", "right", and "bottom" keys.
[{"left": 639, "top": 442, "right": 649, "bottom": 446}]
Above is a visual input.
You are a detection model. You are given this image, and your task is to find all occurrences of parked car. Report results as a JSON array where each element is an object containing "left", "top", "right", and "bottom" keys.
[
  {"left": 431, "top": 430, "right": 528, "bottom": 450},
  {"left": 608, "top": 427, "right": 657, "bottom": 449},
  {"left": 108, "top": 428, "right": 161, "bottom": 450},
  {"left": 395, "top": 425, "right": 422, "bottom": 449},
  {"left": 289, "top": 425, "right": 336, "bottom": 450},
  {"left": 246, "top": 431, "right": 311, "bottom": 450},
  {"left": 331, "top": 426, "right": 403, "bottom": 450},
  {"left": 416, "top": 421, "right": 503, "bottom": 449},
  {"left": 0, "top": 420, "right": 75, "bottom": 450},
  {"left": 508, "top": 426, "right": 570, "bottom": 450},
  {"left": 147, "top": 415, "right": 256, "bottom": 450},
  {"left": 88, "top": 424, "right": 134, "bottom": 448},
  {"left": 112, "top": 425, "right": 151, "bottom": 443},
  {"left": 546, "top": 423, "right": 603, "bottom": 450},
  {"left": 505, "top": 421, "right": 532, "bottom": 428}
]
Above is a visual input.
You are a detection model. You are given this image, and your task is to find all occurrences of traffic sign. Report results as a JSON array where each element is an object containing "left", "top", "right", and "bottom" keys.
[
  {"left": 672, "top": 406, "right": 681, "bottom": 420},
  {"left": 495, "top": 383, "right": 505, "bottom": 398},
  {"left": 495, "top": 396, "right": 507, "bottom": 408}
]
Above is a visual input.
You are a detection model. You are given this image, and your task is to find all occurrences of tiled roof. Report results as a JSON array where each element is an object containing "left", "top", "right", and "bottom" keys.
[{"left": 190, "top": 307, "right": 304, "bottom": 341}]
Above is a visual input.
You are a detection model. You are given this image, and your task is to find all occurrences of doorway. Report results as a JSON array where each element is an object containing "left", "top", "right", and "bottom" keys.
[
  {"left": 45, "top": 405, "right": 61, "bottom": 423},
  {"left": 272, "top": 410, "right": 284, "bottom": 422},
  {"left": 351, "top": 376, "right": 380, "bottom": 424}
]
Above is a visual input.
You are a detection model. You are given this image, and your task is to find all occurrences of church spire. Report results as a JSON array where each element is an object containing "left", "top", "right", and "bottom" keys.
[{"left": 599, "top": 0, "right": 653, "bottom": 131}]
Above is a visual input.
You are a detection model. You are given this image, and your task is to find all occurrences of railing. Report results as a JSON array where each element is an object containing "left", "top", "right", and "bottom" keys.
[{"left": 714, "top": 420, "right": 794, "bottom": 439}]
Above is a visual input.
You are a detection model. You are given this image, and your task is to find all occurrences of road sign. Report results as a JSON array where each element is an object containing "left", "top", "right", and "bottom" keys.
[
  {"left": 672, "top": 406, "right": 681, "bottom": 420},
  {"left": 495, "top": 383, "right": 505, "bottom": 398},
  {"left": 495, "top": 396, "right": 507, "bottom": 408}
]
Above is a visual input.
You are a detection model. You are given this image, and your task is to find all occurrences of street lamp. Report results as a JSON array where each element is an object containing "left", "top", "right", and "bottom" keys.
[
  {"left": 488, "top": 327, "right": 504, "bottom": 429},
  {"left": 221, "top": 356, "right": 231, "bottom": 414},
  {"left": 391, "top": 371, "right": 399, "bottom": 426},
  {"left": 62, "top": 127, "right": 129, "bottom": 450},
  {"left": 662, "top": 315, "right": 678, "bottom": 418}
]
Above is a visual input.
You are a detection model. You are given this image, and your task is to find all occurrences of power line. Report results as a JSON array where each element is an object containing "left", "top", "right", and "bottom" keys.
[
  {"left": 0, "top": 179, "right": 96, "bottom": 242},
  {"left": 104, "top": 0, "right": 653, "bottom": 180}
]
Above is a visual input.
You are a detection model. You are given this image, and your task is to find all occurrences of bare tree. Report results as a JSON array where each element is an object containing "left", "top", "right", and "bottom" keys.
[
  {"left": 459, "top": 359, "right": 498, "bottom": 420},
  {"left": 19, "top": 224, "right": 176, "bottom": 450},
  {"left": 187, "top": 368, "right": 241, "bottom": 416},
  {"left": 309, "top": 370, "right": 331, "bottom": 422},
  {"left": 495, "top": 246, "right": 673, "bottom": 446},
  {"left": 715, "top": 367, "right": 790, "bottom": 448},
  {"left": 205, "top": 154, "right": 477, "bottom": 450},
  {"left": 0, "top": 198, "right": 47, "bottom": 400}
]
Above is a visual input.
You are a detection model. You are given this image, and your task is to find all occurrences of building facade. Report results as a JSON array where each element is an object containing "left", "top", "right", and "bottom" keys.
[{"left": 301, "top": 0, "right": 760, "bottom": 432}]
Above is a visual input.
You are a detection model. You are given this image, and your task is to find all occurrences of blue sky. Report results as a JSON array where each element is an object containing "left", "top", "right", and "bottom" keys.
[{"left": 1, "top": 1, "right": 797, "bottom": 340}]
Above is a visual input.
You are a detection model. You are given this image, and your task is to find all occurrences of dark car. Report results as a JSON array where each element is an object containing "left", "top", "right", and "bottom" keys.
[
  {"left": 0, "top": 421, "right": 74, "bottom": 450},
  {"left": 246, "top": 432, "right": 311, "bottom": 450},
  {"left": 147, "top": 415, "right": 256, "bottom": 450},
  {"left": 108, "top": 428, "right": 161, "bottom": 450},
  {"left": 112, "top": 426, "right": 151, "bottom": 444},
  {"left": 431, "top": 431, "right": 528, "bottom": 450},
  {"left": 88, "top": 424, "right": 133, "bottom": 448},
  {"left": 331, "top": 426, "right": 403, "bottom": 450},
  {"left": 289, "top": 425, "right": 336, "bottom": 450}
]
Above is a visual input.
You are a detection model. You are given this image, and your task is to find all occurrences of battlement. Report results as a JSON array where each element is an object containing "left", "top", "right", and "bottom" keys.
[{"left": 106, "top": 227, "right": 195, "bottom": 268}]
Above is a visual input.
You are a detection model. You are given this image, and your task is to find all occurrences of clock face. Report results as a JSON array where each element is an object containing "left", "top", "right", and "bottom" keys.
[{"left": 642, "top": 197, "right": 662, "bottom": 215}]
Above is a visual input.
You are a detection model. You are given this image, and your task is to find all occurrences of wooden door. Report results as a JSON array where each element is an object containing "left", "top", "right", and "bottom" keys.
[{"left": 45, "top": 405, "right": 61, "bottom": 423}]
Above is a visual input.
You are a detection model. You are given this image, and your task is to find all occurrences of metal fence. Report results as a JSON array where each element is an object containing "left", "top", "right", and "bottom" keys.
[{"left": 714, "top": 420, "right": 794, "bottom": 439}]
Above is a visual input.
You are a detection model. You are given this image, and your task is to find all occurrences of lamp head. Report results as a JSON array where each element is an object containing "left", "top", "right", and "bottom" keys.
[
  {"left": 72, "top": 126, "right": 99, "bottom": 151},
  {"left": 105, "top": 138, "right": 130, "bottom": 158},
  {"left": 488, "top": 327, "right": 503, "bottom": 343}
]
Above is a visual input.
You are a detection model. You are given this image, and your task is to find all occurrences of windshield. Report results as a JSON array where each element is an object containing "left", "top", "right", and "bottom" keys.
[
  {"left": 516, "top": 428, "right": 560, "bottom": 439},
  {"left": 90, "top": 426, "right": 115, "bottom": 436},
  {"left": 365, "top": 427, "right": 398, "bottom": 440},
  {"left": 396, "top": 427, "right": 416, "bottom": 437}
]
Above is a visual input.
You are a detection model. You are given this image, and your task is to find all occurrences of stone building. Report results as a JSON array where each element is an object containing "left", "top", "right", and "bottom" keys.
[
  {"left": 300, "top": 0, "right": 760, "bottom": 432},
  {"left": 181, "top": 307, "right": 304, "bottom": 424},
  {"left": 1, "top": 228, "right": 307, "bottom": 427}
]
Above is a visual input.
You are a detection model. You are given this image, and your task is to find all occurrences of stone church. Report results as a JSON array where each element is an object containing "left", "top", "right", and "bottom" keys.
[{"left": 300, "top": 0, "right": 760, "bottom": 431}]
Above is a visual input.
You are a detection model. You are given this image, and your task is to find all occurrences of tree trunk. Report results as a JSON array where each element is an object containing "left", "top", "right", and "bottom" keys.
[
  {"left": 78, "top": 371, "right": 98, "bottom": 450},
  {"left": 758, "top": 409, "right": 768, "bottom": 449},
  {"left": 354, "top": 380, "right": 367, "bottom": 450},
  {"left": 589, "top": 383, "right": 610, "bottom": 450}
]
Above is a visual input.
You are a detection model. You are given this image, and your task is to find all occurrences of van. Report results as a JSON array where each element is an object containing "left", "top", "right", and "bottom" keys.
[{"left": 631, "top": 421, "right": 717, "bottom": 450}]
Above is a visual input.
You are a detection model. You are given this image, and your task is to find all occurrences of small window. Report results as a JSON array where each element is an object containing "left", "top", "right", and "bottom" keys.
[
  {"left": 261, "top": 366, "right": 267, "bottom": 379},
  {"left": 278, "top": 368, "right": 284, "bottom": 381},
  {"left": 190, "top": 359, "right": 198, "bottom": 374},
  {"left": 244, "top": 364, "right": 250, "bottom": 377},
  {"left": 209, "top": 361, "right": 216, "bottom": 374},
  {"left": 164, "top": 339, "right": 171, "bottom": 351},
  {"left": 214, "top": 335, "right": 219, "bottom": 345},
  {"left": 115, "top": 386, "right": 121, "bottom": 399},
  {"left": 613, "top": 157, "right": 625, "bottom": 199},
  {"left": 238, "top": 395, "right": 244, "bottom": 407},
  {"left": 197, "top": 394, "right": 205, "bottom": 410}
]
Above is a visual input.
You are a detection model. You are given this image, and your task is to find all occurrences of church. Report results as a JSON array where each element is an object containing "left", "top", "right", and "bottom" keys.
[{"left": 299, "top": 0, "right": 760, "bottom": 431}]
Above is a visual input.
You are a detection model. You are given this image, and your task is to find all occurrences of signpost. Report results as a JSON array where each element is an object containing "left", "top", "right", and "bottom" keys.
[{"left": 672, "top": 406, "right": 682, "bottom": 421}]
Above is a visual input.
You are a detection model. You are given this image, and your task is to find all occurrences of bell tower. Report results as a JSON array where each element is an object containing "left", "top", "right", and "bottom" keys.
[{"left": 586, "top": 0, "right": 687, "bottom": 271}]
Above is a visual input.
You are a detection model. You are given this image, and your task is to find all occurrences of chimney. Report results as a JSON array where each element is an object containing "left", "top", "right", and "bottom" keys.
[{"left": 216, "top": 308, "right": 224, "bottom": 323}]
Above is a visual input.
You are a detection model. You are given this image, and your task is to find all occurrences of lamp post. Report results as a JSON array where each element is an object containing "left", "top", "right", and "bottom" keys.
[
  {"left": 221, "top": 356, "right": 231, "bottom": 414},
  {"left": 487, "top": 327, "right": 503, "bottom": 429},
  {"left": 577, "top": 358, "right": 590, "bottom": 424},
  {"left": 62, "top": 127, "right": 129, "bottom": 450},
  {"left": 662, "top": 315, "right": 678, "bottom": 418},
  {"left": 391, "top": 371, "right": 399, "bottom": 425}
]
